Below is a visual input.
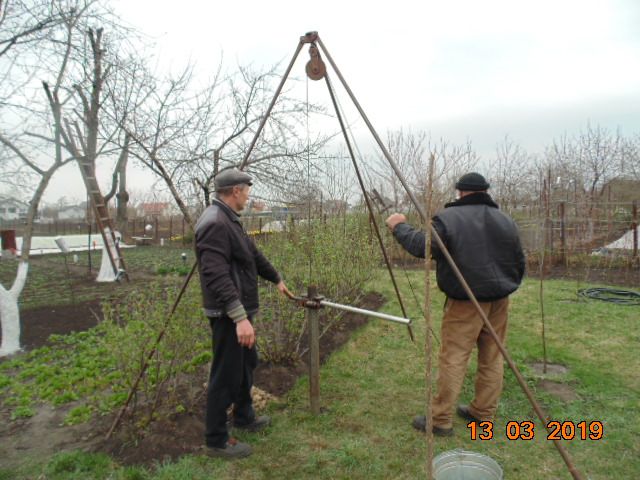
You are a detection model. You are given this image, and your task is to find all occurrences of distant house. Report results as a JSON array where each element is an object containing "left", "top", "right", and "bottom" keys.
[
  {"left": 58, "top": 204, "right": 87, "bottom": 220},
  {"left": 138, "top": 202, "right": 171, "bottom": 218},
  {"left": 0, "top": 197, "right": 29, "bottom": 221}
]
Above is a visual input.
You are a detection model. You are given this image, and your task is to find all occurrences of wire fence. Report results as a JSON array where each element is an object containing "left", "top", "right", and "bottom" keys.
[
  {"left": 1, "top": 200, "right": 637, "bottom": 264},
  {"left": 508, "top": 200, "right": 638, "bottom": 262}
]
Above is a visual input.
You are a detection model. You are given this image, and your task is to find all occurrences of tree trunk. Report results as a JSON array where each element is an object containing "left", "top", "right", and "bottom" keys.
[
  {"left": 116, "top": 137, "right": 130, "bottom": 237},
  {"left": 0, "top": 261, "right": 28, "bottom": 356},
  {"left": 0, "top": 168, "right": 54, "bottom": 356}
]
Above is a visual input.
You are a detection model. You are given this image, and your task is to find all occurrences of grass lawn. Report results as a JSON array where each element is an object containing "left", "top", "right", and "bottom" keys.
[{"left": 1, "top": 268, "right": 639, "bottom": 479}]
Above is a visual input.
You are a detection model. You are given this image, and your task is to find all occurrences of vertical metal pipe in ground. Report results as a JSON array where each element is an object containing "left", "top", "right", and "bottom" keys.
[{"left": 308, "top": 285, "right": 321, "bottom": 414}]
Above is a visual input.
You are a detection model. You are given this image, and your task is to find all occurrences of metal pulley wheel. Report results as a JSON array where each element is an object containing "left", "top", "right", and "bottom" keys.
[{"left": 306, "top": 44, "right": 326, "bottom": 80}]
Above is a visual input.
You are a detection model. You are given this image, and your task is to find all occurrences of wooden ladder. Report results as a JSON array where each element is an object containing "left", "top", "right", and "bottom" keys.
[{"left": 78, "top": 159, "right": 129, "bottom": 281}]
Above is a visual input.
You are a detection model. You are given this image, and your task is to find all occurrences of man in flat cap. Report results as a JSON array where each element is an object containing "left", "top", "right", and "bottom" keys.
[
  {"left": 195, "top": 168, "right": 292, "bottom": 458},
  {"left": 385, "top": 172, "right": 525, "bottom": 437}
]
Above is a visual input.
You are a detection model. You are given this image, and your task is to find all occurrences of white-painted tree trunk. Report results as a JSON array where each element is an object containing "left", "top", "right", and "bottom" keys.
[
  {"left": 0, "top": 261, "right": 29, "bottom": 357},
  {"left": 96, "top": 228, "right": 121, "bottom": 282}
]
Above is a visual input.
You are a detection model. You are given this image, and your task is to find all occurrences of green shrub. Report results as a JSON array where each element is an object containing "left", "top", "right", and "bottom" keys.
[
  {"left": 100, "top": 281, "right": 209, "bottom": 430},
  {"left": 256, "top": 213, "right": 379, "bottom": 363}
]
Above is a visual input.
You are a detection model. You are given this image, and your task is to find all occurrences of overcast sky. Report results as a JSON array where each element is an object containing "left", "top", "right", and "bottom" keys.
[{"left": 43, "top": 0, "right": 640, "bottom": 202}]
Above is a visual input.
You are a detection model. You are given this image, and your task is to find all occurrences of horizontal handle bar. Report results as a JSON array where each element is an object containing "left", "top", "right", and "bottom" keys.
[{"left": 319, "top": 299, "right": 411, "bottom": 325}]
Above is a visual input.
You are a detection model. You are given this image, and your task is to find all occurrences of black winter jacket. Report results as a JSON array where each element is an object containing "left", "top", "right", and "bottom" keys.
[
  {"left": 195, "top": 199, "right": 281, "bottom": 320},
  {"left": 393, "top": 193, "right": 525, "bottom": 301}
]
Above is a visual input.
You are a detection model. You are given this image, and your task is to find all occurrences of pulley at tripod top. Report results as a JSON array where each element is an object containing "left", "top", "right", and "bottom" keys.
[{"left": 305, "top": 44, "right": 326, "bottom": 80}]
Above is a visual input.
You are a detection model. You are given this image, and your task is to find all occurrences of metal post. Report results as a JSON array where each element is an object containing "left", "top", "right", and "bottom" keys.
[
  {"left": 607, "top": 185, "right": 612, "bottom": 233},
  {"left": 308, "top": 285, "right": 321, "bottom": 415},
  {"left": 559, "top": 202, "right": 566, "bottom": 266},
  {"left": 633, "top": 200, "right": 638, "bottom": 259},
  {"left": 87, "top": 222, "right": 92, "bottom": 273}
]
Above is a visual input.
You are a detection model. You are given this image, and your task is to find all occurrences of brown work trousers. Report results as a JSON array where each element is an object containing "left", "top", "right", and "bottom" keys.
[{"left": 432, "top": 297, "right": 509, "bottom": 429}]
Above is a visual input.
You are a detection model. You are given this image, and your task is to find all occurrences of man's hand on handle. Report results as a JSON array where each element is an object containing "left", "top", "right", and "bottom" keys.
[
  {"left": 276, "top": 280, "right": 294, "bottom": 299},
  {"left": 385, "top": 213, "right": 407, "bottom": 232}
]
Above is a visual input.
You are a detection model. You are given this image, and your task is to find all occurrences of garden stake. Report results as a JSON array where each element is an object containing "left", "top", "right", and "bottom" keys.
[
  {"left": 539, "top": 233, "right": 548, "bottom": 374},
  {"left": 424, "top": 153, "right": 435, "bottom": 479},
  {"left": 106, "top": 260, "right": 198, "bottom": 439},
  {"left": 235, "top": 32, "right": 584, "bottom": 479}
]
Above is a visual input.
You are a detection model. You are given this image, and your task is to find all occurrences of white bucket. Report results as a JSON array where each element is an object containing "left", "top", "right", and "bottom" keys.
[{"left": 433, "top": 450, "right": 503, "bottom": 480}]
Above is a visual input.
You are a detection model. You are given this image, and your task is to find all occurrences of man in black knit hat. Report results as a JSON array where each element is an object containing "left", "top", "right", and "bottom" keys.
[{"left": 385, "top": 172, "right": 525, "bottom": 436}]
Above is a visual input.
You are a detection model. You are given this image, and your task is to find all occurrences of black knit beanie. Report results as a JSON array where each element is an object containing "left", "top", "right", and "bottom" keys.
[{"left": 455, "top": 172, "right": 490, "bottom": 191}]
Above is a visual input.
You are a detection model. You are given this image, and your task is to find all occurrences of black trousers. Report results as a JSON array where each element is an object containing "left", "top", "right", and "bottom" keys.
[{"left": 205, "top": 316, "right": 258, "bottom": 448}]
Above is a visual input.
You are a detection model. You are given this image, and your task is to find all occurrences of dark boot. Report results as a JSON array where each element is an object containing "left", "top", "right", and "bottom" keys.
[
  {"left": 204, "top": 437, "right": 252, "bottom": 459},
  {"left": 456, "top": 405, "right": 481, "bottom": 423},
  {"left": 234, "top": 415, "right": 271, "bottom": 433},
  {"left": 412, "top": 415, "right": 454, "bottom": 437}
]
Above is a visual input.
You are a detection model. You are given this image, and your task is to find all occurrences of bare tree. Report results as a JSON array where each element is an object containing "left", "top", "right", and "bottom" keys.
[
  {"left": 366, "top": 128, "right": 427, "bottom": 209},
  {"left": 116, "top": 60, "right": 329, "bottom": 227},
  {"left": 368, "top": 129, "right": 480, "bottom": 212},
  {"left": 0, "top": 3, "right": 84, "bottom": 355},
  {"left": 624, "top": 134, "right": 640, "bottom": 181},
  {"left": 577, "top": 123, "right": 624, "bottom": 212},
  {"left": 0, "top": 0, "right": 67, "bottom": 58},
  {"left": 424, "top": 137, "right": 480, "bottom": 209},
  {"left": 489, "top": 135, "right": 535, "bottom": 211},
  {"left": 0, "top": 1, "right": 130, "bottom": 355}
]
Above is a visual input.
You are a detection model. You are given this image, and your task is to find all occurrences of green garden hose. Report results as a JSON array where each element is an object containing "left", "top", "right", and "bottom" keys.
[{"left": 577, "top": 287, "right": 640, "bottom": 306}]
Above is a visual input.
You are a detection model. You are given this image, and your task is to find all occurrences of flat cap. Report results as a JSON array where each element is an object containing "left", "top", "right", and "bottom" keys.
[
  {"left": 455, "top": 172, "right": 490, "bottom": 191},
  {"left": 214, "top": 168, "right": 253, "bottom": 190}
]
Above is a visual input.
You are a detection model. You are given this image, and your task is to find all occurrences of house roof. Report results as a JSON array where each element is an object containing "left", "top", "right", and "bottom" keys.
[{"left": 140, "top": 202, "right": 170, "bottom": 214}]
